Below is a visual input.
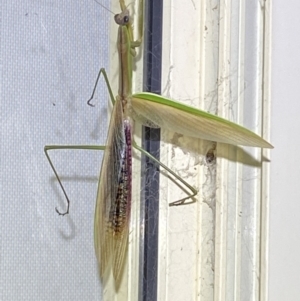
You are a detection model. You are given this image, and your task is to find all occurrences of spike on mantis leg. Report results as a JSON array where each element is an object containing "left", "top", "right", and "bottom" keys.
[{"left": 44, "top": 0, "right": 273, "bottom": 292}]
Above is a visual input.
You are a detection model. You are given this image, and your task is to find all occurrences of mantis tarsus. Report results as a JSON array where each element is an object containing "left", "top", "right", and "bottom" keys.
[{"left": 44, "top": 0, "right": 273, "bottom": 290}]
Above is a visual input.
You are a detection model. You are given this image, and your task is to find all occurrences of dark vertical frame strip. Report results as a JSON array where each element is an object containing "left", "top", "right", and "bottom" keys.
[{"left": 139, "top": 0, "right": 163, "bottom": 300}]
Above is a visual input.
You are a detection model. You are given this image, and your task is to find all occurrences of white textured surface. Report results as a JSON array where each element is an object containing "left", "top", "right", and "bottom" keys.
[
  {"left": 269, "top": 0, "right": 300, "bottom": 300},
  {"left": 1, "top": 1, "right": 109, "bottom": 300}
]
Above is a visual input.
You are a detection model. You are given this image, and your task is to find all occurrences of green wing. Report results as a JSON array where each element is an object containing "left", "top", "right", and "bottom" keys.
[{"left": 132, "top": 92, "right": 273, "bottom": 148}]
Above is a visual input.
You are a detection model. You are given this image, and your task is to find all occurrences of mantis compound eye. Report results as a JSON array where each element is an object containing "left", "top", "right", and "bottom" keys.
[{"left": 123, "top": 15, "right": 129, "bottom": 24}]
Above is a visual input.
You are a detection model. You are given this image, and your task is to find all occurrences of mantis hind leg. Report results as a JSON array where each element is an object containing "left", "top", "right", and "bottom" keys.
[{"left": 133, "top": 141, "right": 198, "bottom": 206}]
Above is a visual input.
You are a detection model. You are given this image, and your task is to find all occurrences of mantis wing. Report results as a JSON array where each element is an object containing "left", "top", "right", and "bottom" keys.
[
  {"left": 94, "top": 98, "right": 131, "bottom": 288},
  {"left": 132, "top": 92, "right": 273, "bottom": 148}
]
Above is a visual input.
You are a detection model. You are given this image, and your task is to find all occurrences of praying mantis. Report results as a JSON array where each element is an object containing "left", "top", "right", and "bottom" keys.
[{"left": 44, "top": 0, "right": 272, "bottom": 291}]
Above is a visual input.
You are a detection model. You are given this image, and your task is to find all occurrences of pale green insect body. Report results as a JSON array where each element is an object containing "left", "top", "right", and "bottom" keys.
[{"left": 44, "top": 0, "right": 272, "bottom": 293}]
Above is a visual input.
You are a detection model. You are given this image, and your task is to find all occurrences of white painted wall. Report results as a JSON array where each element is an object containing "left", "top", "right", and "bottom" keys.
[{"left": 269, "top": 1, "right": 300, "bottom": 300}]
